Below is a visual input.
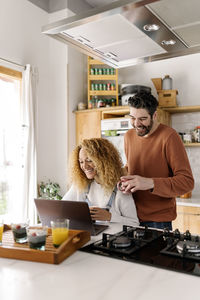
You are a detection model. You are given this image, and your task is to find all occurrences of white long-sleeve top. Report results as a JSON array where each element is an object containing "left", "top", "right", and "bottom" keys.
[{"left": 62, "top": 181, "right": 139, "bottom": 227}]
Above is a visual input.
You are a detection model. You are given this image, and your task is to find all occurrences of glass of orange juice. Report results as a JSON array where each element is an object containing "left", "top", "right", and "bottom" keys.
[
  {"left": 0, "top": 219, "right": 4, "bottom": 246},
  {"left": 51, "top": 219, "right": 69, "bottom": 248}
]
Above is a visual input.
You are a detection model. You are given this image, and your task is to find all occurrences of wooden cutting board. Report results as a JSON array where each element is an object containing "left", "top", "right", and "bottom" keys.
[{"left": 0, "top": 225, "right": 90, "bottom": 264}]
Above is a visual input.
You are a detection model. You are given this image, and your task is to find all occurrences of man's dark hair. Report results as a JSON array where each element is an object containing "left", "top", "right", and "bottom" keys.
[{"left": 128, "top": 92, "right": 158, "bottom": 117}]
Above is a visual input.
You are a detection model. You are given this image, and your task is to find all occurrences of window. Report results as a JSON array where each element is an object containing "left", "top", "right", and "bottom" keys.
[{"left": 0, "top": 66, "right": 23, "bottom": 218}]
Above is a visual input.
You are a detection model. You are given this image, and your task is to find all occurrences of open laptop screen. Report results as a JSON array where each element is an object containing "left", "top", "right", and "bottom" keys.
[{"left": 34, "top": 199, "right": 108, "bottom": 235}]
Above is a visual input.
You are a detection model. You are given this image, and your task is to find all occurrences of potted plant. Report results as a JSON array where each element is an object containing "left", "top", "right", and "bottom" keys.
[{"left": 38, "top": 180, "right": 62, "bottom": 200}]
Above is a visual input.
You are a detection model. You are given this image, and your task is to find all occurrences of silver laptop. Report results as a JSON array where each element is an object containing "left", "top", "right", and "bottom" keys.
[{"left": 34, "top": 199, "right": 108, "bottom": 236}]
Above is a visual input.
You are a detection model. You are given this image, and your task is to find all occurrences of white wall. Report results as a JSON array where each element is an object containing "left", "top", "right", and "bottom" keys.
[
  {"left": 68, "top": 48, "right": 87, "bottom": 158},
  {"left": 119, "top": 53, "right": 200, "bottom": 106},
  {"left": 0, "top": 0, "right": 85, "bottom": 196}
]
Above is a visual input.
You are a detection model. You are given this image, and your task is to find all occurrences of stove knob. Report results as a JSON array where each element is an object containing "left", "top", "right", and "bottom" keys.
[
  {"left": 123, "top": 225, "right": 128, "bottom": 233},
  {"left": 102, "top": 233, "right": 108, "bottom": 246},
  {"left": 183, "top": 230, "right": 191, "bottom": 240},
  {"left": 127, "top": 230, "right": 134, "bottom": 238},
  {"left": 163, "top": 228, "right": 170, "bottom": 236},
  {"left": 182, "top": 243, "right": 188, "bottom": 256},
  {"left": 166, "top": 236, "right": 174, "bottom": 245},
  {"left": 173, "top": 228, "right": 181, "bottom": 239}
]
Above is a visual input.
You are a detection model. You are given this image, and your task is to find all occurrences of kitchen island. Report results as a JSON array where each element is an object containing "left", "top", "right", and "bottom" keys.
[{"left": 0, "top": 224, "right": 199, "bottom": 300}]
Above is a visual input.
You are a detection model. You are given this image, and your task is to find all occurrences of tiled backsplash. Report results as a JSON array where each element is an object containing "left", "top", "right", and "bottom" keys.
[{"left": 171, "top": 112, "right": 200, "bottom": 195}]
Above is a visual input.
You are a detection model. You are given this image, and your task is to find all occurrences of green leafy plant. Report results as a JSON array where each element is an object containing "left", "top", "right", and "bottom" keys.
[{"left": 38, "top": 180, "right": 62, "bottom": 200}]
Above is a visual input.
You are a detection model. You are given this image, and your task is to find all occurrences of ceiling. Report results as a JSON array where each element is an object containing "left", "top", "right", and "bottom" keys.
[{"left": 27, "top": 0, "right": 116, "bottom": 13}]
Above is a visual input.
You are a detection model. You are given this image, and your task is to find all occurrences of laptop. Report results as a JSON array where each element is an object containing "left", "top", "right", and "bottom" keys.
[{"left": 34, "top": 199, "right": 108, "bottom": 236}]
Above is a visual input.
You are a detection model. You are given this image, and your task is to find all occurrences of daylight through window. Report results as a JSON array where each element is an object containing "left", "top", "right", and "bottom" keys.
[{"left": 0, "top": 67, "right": 23, "bottom": 218}]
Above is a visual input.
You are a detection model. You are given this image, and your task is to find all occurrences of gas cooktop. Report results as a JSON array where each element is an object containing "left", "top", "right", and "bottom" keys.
[{"left": 80, "top": 225, "right": 200, "bottom": 277}]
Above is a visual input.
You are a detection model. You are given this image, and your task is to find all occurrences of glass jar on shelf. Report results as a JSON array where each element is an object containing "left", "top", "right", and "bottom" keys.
[
  {"left": 102, "top": 83, "right": 107, "bottom": 90},
  {"left": 110, "top": 68, "right": 115, "bottom": 75},
  {"left": 88, "top": 99, "right": 93, "bottom": 109},
  {"left": 94, "top": 83, "right": 99, "bottom": 90},
  {"left": 105, "top": 99, "right": 111, "bottom": 107},
  {"left": 91, "top": 97, "right": 98, "bottom": 108},
  {"left": 107, "top": 83, "right": 111, "bottom": 90},
  {"left": 111, "top": 98, "right": 116, "bottom": 106},
  {"left": 111, "top": 83, "right": 115, "bottom": 91}
]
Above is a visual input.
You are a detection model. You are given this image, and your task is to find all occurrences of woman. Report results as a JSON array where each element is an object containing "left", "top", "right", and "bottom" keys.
[{"left": 63, "top": 138, "right": 138, "bottom": 226}]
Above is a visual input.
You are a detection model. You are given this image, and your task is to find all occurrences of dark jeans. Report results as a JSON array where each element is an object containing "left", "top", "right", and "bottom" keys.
[{"left": 139, "top": 221, "right": 172, "bottom": 230}]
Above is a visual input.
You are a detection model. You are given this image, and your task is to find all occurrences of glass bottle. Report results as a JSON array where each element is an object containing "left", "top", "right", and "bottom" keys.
[{"left": 162, "top": 75, "right": 172, "bottom": 90}]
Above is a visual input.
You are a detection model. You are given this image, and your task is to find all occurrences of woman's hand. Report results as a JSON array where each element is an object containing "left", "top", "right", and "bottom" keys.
[{"left": 89, "top": 207, "right": 111, "bottom": 221}]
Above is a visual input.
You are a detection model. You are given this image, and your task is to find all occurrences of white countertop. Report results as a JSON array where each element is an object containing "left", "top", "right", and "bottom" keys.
[
  {"left": 176, "top": 192, "right": 200, "bottom": 207},
  {"left": 0, "top": 223, "right": 199, "bottom": 300}
]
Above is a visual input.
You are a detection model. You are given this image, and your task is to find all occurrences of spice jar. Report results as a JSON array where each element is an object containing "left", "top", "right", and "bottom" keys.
[
  {"left": 111, "top": 83, "right": 115, "bottom": 91},
  {"left": 88, "top": 100, "right": 93, "bottom": 109},
  {"left": 107, "top": 83, "right": 111, "bottom": 90},
  {"left": 111, "top": 98, "right": 116, "bottom": 106},
  {"left": 103, "top": 83, "right": 107, "bottom": 90}
]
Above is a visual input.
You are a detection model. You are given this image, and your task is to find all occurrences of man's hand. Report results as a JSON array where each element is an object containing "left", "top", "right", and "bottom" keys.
[
  {"left": 89, "top": 207, "right": 111, "bottom": 221},
  {"left": 118, "top": 175, "right": 154, "bottom": 194}
]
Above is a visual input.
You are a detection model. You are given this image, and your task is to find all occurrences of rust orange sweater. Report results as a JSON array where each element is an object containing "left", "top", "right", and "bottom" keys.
[{"left": 124, "top": 124, "right": 194, "bottom": 222}]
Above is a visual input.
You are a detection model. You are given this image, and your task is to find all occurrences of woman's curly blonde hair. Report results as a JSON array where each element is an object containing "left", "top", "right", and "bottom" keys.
[{"left": 69, "top": 138, "right": 126, "bottom": 193}]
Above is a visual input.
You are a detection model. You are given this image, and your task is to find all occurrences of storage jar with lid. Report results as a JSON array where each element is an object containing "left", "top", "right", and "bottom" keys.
[{"left": 162, "top": 75, "right": 172, "bottom": 90}]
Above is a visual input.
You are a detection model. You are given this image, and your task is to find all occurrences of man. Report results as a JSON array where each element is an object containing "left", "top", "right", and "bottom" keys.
[{"left": 120, "top": 92, "right": 194, "bottom": 230}]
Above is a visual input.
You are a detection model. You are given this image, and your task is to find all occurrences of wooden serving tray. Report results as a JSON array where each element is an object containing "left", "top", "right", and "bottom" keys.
[{"left": 0, "top": 225, "right": 90, "bottom": 264}]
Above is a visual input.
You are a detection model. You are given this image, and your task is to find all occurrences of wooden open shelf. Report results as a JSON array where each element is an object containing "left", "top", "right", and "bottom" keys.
[
  {"left": 89, "top": 75, "right": 117, "bottom": 80},
  {"left": 183, "top": 143, "right": 200, "bottom": 147},
  {"left": 89, "top": 90, "right": 117, "bottom": 96},
  {"left": 162, "top": 105, "right": 200, "bottom": 113},
  {"left": 88, "top": 56, "right": 118, "bottom": 107},
  {"left": 0, "top": 225, "right": 90, "bottom": 264}
]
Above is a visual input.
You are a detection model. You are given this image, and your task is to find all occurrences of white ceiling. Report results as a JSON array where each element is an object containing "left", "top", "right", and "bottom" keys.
[
  {"left": 85, "top": 0, "right": 117, "bottom": 7},
  {"left": 27, "top": 0, "right": 118, "bottom": 12}
]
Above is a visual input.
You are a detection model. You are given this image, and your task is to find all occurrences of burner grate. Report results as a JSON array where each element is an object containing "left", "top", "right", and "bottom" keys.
[
  {"left": 92, "top": 226, "right": 163, "bottom": 255},
  {"left": 161, "top": 241, "right": 200, "bottom": 262}
]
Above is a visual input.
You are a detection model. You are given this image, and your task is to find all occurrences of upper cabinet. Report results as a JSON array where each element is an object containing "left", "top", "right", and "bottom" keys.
[{"left": 87, "top": 57, "right": 118, "bottom": 109}]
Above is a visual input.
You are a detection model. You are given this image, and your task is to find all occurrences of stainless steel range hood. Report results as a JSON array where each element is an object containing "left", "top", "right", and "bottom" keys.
[{"left": 42, "top": 0, "right": 200, "bottom": 68}]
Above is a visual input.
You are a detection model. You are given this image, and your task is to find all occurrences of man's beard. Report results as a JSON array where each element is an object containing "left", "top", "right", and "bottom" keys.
[{"left": 134, "top": 119, "right": 153, "bottom": 136}]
